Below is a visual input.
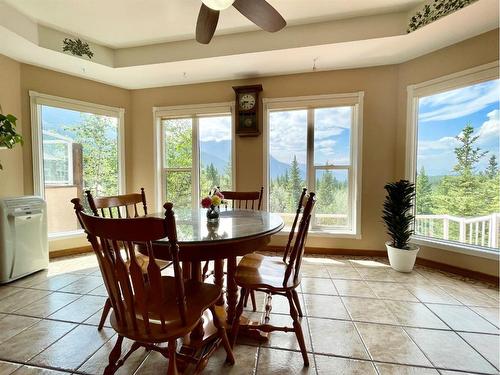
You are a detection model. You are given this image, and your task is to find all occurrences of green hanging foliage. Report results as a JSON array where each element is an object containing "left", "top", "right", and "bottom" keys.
[
  {"left": 0, "top": 112, "right": 23, "bottom": 170},
  {"left": 408, "top": 0, "right": 478, "bottom": 33},
  {"left": 62, "top": 38, "right": 94, "bottom": 59}
]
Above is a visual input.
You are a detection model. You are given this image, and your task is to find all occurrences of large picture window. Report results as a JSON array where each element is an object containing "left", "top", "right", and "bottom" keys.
[
  {"left": 407, "top": 63, "right": 499, "bottom": 253},
  {"left": 30, "top": 92, "right": 125, "bottom": 237},
  {"left": 265, "top": 93, "right": 363, "bottom": 235},
  {"left": 155, "top": 103, "right": 233, "bottom": 211}
]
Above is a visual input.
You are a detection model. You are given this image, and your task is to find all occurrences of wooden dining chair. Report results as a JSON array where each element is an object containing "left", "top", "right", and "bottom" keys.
[
  {"left": 71, "top": 200, "right": 235, "bottom": 375},
  {"left": 202, "top": 187, "right": 264, "bottom": 311},
  {"left": 230, "top": 189, "right": 315, "bottom": 367},
  {"left": 85, "top": 189, "right": 170, "bottom": 330}
]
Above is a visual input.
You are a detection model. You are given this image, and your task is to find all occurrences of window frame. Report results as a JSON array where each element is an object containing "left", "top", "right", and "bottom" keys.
[
  {"left": 30, "top": 91, "right": 126, "bottom": 239},
  {"left": 405, "top": 61, "right": 500, "bottom": 259},
  {"left": 263, "top": 92, "right": 364, "bottom": 237},
  {"left": 42, "top": 136, "right": 74, "bottom": 185},
  {"left": 153, "top": 102, "right": 235, "bottom": 212}
]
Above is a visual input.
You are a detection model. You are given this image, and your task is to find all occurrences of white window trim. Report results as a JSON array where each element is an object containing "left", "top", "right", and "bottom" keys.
[
  {"left": 153, "top": 102, "right": 235, "bottom": 212},
  {"left": 405, "top": 61, "right": 500, "bottom": 259},
  {"left": 263, "top": 92, "right": 364, "bottom": 238},
  {"left": 42, "top": 139, "right": 73, "bottom": 185},
  {"left": 30, "top": 91, "right": 126, "bottom": 239}
]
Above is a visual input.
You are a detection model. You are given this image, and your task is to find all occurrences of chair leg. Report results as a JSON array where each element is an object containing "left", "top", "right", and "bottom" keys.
[
  {"left": 99, "top": 298, "right": 112, "bottom": 330},
  {"left": 167, "top": 340, "right": 179, "bottom": 375},
  {"left": 210, "top": 306, "right": 235, "bottom": 365},
  {"left": 291, "top": 289, "right": 303, "bottom": 317},
  {"left": 286, "top": 291, "right": 309, "bottom": 367},
  {"left": 230, "top": 287, "right": 247, "bottom": 348},
  {"left": 243, "top": 291, "right": 249, "bottom": 308},
  {"left": 250, "top": 291, "right": 257, "bottom": 312},
  {"left": 104, "top": 335, "right": 123, "bottom": 375}
]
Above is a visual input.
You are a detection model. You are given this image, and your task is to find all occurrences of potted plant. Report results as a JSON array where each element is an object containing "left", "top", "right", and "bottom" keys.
[
  {"left": 382, "top": 179, "right": 419, "bottom": 272},
  {"left": 0, "top": 110, "right": 23, "bottom": 170},
  {"left": 201, "top": 187, "right": 226, "bottom": 222}
]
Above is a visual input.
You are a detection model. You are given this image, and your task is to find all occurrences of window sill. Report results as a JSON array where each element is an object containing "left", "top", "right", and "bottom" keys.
[
  {"left": 412, "top": 236, "right": 500, "bottom": 260},
  {"left": 275, "top": 228, "right": 361, "bottom": 239},
  {"left": 49, "top": 230, "right": 85, "bottom": 240}
]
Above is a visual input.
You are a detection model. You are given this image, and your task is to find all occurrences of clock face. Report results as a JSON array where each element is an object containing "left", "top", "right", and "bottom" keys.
[{"left": 239, "top": 93, "right": 256, "bottom": 111}]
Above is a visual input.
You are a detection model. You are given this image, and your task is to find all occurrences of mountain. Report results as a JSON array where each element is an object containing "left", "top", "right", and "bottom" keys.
[
  {"left": 270, "top": 156, "right": 306, "bottom": 180},
  {"left": 200, "top": 140, "right": 231, "bottom": 172}
]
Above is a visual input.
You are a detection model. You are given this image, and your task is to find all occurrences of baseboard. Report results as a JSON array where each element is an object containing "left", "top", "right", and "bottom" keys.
[
  {"left": 49, "top": 246, "right": 93, "bottom": 259},
  {"left": 266, "top": 245, "right": 499, "bottom": 285}
]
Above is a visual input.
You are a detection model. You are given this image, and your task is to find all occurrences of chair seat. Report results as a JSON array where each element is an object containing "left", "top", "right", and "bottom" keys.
[
  {"left": 130, "top": 252, "right": 170, "bottom": 273},
  {"left": 111, "top": 276, "right": 221, "bottom": 342},
  {"left": 234, "top": 253, "right": 300, "bottom": 291}
]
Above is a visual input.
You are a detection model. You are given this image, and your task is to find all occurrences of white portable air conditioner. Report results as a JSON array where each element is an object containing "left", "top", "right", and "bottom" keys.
[{"left": 0, "top": 196, "right": 49, "bottom": 284}]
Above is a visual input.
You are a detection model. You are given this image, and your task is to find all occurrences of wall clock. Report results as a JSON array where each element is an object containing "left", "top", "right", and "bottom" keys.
[{"left": 233, "top": 84, "right": 263, "bottom": 136}]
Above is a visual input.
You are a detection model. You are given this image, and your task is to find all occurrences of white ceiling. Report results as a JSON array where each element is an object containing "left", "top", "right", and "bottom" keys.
[{"left": 3, "top": 0, "right": 424, "bottom": 47}]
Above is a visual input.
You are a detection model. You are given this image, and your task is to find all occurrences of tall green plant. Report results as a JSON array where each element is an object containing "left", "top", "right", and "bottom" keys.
[
  {"left": 0, "top": 113, "right": 23, "bottom": 170},
  {"left": 383, "top": 180, "right": 416, "bottom": 249}
]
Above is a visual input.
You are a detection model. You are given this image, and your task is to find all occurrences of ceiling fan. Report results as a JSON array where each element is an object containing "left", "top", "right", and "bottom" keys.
[{"left": 196, "top": 0, "right": 286, "bottom": 44}]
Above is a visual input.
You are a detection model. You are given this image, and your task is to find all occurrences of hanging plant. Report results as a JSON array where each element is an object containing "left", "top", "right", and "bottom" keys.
[
  {"left": 62, "top": 38, "right": 94, "bottom": 59},
  {"left": 0, "top": 107, "right": 23, "bottom": 170},
  {"left": 408, "top": 0, "right": 478, "bottom": 33}
]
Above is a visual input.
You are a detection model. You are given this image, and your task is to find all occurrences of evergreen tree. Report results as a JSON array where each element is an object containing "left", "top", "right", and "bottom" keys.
[
  {"left": 288, "top": 155, "right": 303, "bottom": 211},
  {"left": 486, "top": 155, "right": 499, "bottom": 179},
  {"left": 415, "top": 166, "right": 433, "bottom": 214},
  {"left": 453, "top": 124, "right": 487, "bottom": 175}
]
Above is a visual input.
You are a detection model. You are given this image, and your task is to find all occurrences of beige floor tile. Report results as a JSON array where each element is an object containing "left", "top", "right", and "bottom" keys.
[
  {"left": 303, "top": 294, "right": 350, "bottom": 319},
  {"left": 315, "top": 355, "right": 377, "bottom": 375},
  {"left": 48, "top": 295, "right": 107, "bottom": 323},
  {"left": 268, "top": 294, "right": 294, "bottom": 315},
  {"left": 404, "top": 285, "right": 460, "bottom": 304},
  {"left": 0, "top": 320, "right": 76, "bottom": 362},
  {"left": 440, "top": 285, "right": 498, "bottom": 307},
  {"left": 326, "top": 266, "right": 362, "bottom": 280},
  {"left": 439, "top": 372, "right": 485, "bottom": 375},
  {"left": 386, "top": 270, "right": 431, "bottom": 284},
  {"left": 14, "top": 292, "right": 80, "bottom": 318},
  {"left": 84, "top": 308, "right": 112, "bottom": 328},
  {"left": 87, "top": 284, "right": 108, "bottom": 297},
  {"left": 0, "top": 361, "right": 20, "bottom": 375},
  {"left": 375, "top": 363, "right": 439, "bottom": 374},
  {"left": 342, "top": 297, "right": 398, "bottom": 324},
  {"left": 257, "top": 348, "right": 314, "bottom": 374},
  {"left": 384, "top": 300, "right": 448, "bottom": 329},
  {"left": 30, "top": 274, "right": 84, "bottom": 291},
  {"left": 0, "top": 286, "right": 23, "bottom": 300},
  {"left": 203, "top": 344, "right": 258, "bottom": 375},
  {"left": 349, "top": 259, "right": 390, "bottom": 268},
  {"left": 30, "top": 324, "right": 114, "bottom": 371},
  {"left": 300, "top": 264, "right": 329, "bottom": 278},
  {"left": 8, "top": 271, "right": 50, "bottom": 288},
  {"left": 58, "top": 276, "right": 103, "bottom": 294},
  {"left": 12, "top": 366, "right": 68, "bottom": 374},
  {"left": 333, "top": 280, "right": 377, "bottom": 298},
  {"left": 263, "top": 313, "right": 312, "bottom": 351},
  {"left": 474, "top": 287, "right": 499, "bottom": 301},
  {"left": 355, "top": 268, "right": 397, "bottom": 282},
  {"left": 300, "top": 277, "right": 337, "bottom": 295},
  {"left": 405, "top": 328, "right": 497, "bottom": 374},
  {"left": 0, "top": 315, "right": 40, "bottom": 344},
  {"left": 0, "top": 289, "right": 51, "bottom": 313},
  {"left": 78, "top": 335, "right": 148, "bottom": 374},
  {"left": 243, "top": 291, "right": 266, "bottom": 312},
  {"left": 309, "top": 317, "right": 369, "bottom": 359},
  {"left": 470, "top": 306, "right": 500, "bottom": 327},
  {"left": 134, "top": 351, "right": 169, "bottom": 374},
  {"left": 356, "top": 322, "right": 431, "bottom": 366},
  {"left": 459, "top": 332, "right": 500, "bottom": 370},
  {"left": 426, "top": 304, "right": 499, "bottom": 334},
  {"left": 366, "top": 281, "right": 419, "bottom": 302}
]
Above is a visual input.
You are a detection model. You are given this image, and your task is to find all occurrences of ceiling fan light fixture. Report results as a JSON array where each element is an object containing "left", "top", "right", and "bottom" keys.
[{"left": 201, "top": 0, "right": 235, "bottom": 11}]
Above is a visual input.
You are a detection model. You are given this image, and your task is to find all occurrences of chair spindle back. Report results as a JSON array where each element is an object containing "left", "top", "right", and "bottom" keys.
[
  {"left": 85, "top": 188, "right": 148, "bottom": 218},
  {"left": 71, "top": 199, "right": 186, "bottom": 334},
  {"left": 219, "top": 187, "right": 264, "bottom": 210},
  {"left": 283, "top": 192, "right": 316, "bottom": 287}
]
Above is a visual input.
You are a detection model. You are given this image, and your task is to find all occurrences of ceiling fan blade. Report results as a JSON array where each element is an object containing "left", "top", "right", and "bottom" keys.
[
  {"left": 232, "top": 0, "right": 286, "bottom": 32},
  {"left": 196, "top": 4, "right": 220, "bottom": 44}
]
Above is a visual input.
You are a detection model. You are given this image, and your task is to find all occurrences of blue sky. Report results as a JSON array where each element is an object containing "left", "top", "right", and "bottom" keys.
[{"left": 417, "top": 79, "right": 500, "bottom": 176}]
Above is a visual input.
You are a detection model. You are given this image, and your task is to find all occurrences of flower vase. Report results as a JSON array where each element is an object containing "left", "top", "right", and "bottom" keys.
[{"left": 206, "top": 205, "right": 220, "bottom": 222}]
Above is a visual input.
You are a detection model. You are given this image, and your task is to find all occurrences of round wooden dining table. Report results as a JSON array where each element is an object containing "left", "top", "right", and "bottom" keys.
[{"left": 149, "top": 208, "right": 284, "bottom": 348}]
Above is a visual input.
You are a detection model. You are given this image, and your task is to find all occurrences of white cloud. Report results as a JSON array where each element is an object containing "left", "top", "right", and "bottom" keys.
[
  {"left": 419, "top": 79, "right": 500, "bottom": 122},
  {"left": 476, "top": 109, "right": 500, "bottom": 145},
  {"left": 199, "top": 116, "right": 231, "bottom": 142}
]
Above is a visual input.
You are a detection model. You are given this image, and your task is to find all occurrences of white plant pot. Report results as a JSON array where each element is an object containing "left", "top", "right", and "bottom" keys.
[{"left": 386, "top": 242, "right": 420, "bottom": 273}]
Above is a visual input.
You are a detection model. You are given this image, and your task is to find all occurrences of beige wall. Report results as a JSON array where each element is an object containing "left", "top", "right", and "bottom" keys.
[
  {"left": 0, "top": 29, "right": 498, "bottom": 275},
  {"left": 0, "top": 54, "right": 23, "bottom": 197}
]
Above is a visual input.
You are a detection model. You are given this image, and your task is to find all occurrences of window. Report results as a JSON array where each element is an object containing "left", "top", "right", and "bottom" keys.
[
  {"left": 264, "top": 93, "right": 363, "bottom": 235},
  {"left": 30, "top": 92, "right": 125, "bottom": 237},
  {"left": 406, "top": 62, "right": 500, "bottom": 254},
  {"left": 155, "top": 103, "right": 234, "bottom": 211}
]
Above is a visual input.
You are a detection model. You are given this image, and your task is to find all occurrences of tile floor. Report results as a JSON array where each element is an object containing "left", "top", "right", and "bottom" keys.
[{"left": 0, "top": 253, "right": 498, "bottom": 374}]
